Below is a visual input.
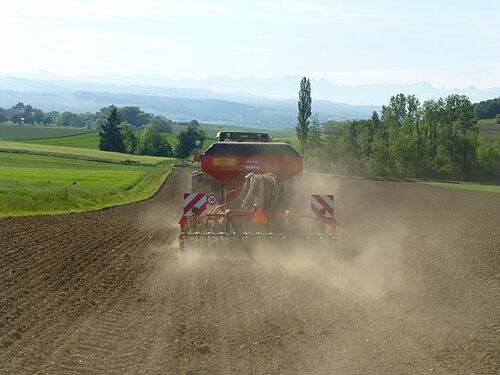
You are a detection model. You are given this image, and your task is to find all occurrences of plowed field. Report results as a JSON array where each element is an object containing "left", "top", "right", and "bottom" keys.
[{"left": 1, "top": 168, "right": 498, "bottom": 374}]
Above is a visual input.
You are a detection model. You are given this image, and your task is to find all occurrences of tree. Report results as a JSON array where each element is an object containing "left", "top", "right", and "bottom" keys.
[
  {"left": 56, "top": 111, "right": 79, "bottom": 127},
  {"left": 0, "top": 108, "right": 7, "bottom": 123},
  {"left": 189, "top": 119, "right": 200, "bottom": 127},
  {"left": 175, "top": 126, "right": 205, "bottom": 159},
  {"left": 150, "top": 115, "right": 173, "bottom": 133},
  {"left": 137, "top": 124, "right": 172, "bottom": 156},
  {"left": 382, "top": 94, "right": 420, "bottom": 127},
  {"left": 307, "top": 113, "right": 322, "bottom": 151},
  {"left": 121, "top": 122, "right": 138, "bottom": 154},
  {"left": 11, "top": 102, "right": 25, "bottom": 110},
  {"left": 43, "top": 112, "right": 57, "bottom": 125},
  {"left": 496, "top": 114, "right": 500, "bottom": 125},
  {"left": 296, "top": 77, "right": 312, "bottom": 154},
  {"left": 99, "top": 107, "right": 126, "bottom": 152},
  {"left": 119, "top": 106, "right": 151, "bottom": 127},
  {"left": 12, "top": 114, "right": 21, "bottom": 124},
  {"left": 33, "top": 110, "right": 44, "bottom": 124},
  {"left": 473, "top": 97, "right": 500, "bottom": 119}
]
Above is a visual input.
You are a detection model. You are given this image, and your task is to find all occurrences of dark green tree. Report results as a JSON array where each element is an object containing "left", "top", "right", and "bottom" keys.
[
  {"left": 473, "top": 97, "right": 500, "bottom": 119},
  {"left": 296, "top": 77, "right": 312, "bottom": 154},
  {"left": 175, "top": 126, "right": 205, "bottom": 159},
  {"left": 119, "top": 106, "right": 151, "bottom": 127},
  {"left": 56, "top": 111, "right": 78, "bottom": 127},
  {"left": 43, "top": 112, "right": 57, "bottom": 125},
  {"left": 0, "top": 108, "right": 7, "bottom": 123},
  {"left": 121, "top": 122, "right": 138, "bottom": 154},
  {"left": 99, "top": 107, "right": 126, "bottom": 152},
  {"left": 150, "top": 115, "right": 173, "bottom": 133},
  {"left": 11, "top": 102, "right": 25, "bottom": 110},
  {"left": 33, "top": 110, "right": 44, "bottom": 124},
  {"left": 138, "top": 124, "right": 172, "bottom": 156},
  {"left": 307, "top": 113, "right": 322, "bottom": 151}
]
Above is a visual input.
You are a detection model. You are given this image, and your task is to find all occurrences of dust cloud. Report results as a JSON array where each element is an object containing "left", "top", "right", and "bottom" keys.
[
  {"left": 140, "top": 169, "right": 499, "bottom": 373},
  {"left": 251, "top": 172, "right": 408, "bottom": 300},
  {"left": 166, "top": 171, "right": 410, "bottom": 300},
  {"left": 252, "top": 226, "right": 406, "bottom": 300}
]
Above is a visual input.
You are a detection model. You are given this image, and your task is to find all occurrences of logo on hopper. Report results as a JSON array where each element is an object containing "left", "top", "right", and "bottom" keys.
[{"left": 244, "top": 159, "right": 261, "bottom": 170}]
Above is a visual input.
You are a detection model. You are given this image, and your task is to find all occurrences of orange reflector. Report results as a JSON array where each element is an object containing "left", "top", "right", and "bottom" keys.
[{"left": 250, "top": 206, "right": 269, "bottom": 224}]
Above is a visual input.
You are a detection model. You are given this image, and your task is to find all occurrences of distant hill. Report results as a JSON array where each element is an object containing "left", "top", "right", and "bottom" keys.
[
  {"left": 0, "top": 77, "right": 380, "bottom": 128},
  {"left": 2, "top": 74, "right": 498, "bottom": 128},
  {"left": 2, "top": 73, "right": 499, "bottom": 104}
]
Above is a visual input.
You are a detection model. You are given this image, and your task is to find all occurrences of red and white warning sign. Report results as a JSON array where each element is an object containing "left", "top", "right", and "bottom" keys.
[
  {"left": 311, "top": 194, "right": 335, "bottom": 219},
  {"left": 183, "top": 193, "right": 207, "bottom": 217},
  {"left": 207, "top": 194, "right": 217, "bottom": 205}
]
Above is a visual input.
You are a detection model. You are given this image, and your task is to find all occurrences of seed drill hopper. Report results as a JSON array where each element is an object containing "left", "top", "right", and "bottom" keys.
[{"left": 179, "top": 135, "right": 338, "bottom": 250}]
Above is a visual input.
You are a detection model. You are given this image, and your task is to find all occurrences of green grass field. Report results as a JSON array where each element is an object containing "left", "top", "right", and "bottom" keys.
[
  {"left": 478, "top": 119, "right": 500, "bottom": 144},
  {"left": 419, "top": 181, "right": 500, "bottom": 193},
  {"left": 14, "top": 123, "right": 297, "bottom": 153},
  {"left": 0, "top": 124, "right": 94, "bottom": 141},
  {"left": 23, "top": 131, "right": 100, "bottom": 149},
  {"left": 21, "top": 132, "right": 218, "bottom": 158},
  {"left": 0, "top": 151, "right": 176, "bottom": 216},
  {"left": 0, "top": 140, "right": 167, "bottom": 165}
]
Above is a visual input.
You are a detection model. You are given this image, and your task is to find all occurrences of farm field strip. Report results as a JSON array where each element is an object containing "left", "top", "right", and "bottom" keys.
[
  {"left": 22, "top": 131, "right": 100, "bottom": 149},
  {"left": 0, "top": 140, "right": 167, "bottom": 164},
  {"left": 0, "top": 124, "right": 94, "bottom": 140},
  {"left": 0, "top": 169, "right": 498, "bottom": 374},
  {"left": 477, "top": 119, "right": 500, "bottom": 144},
  {"left": 420, "top": 181, "right": 500, "bottom": 193},
  {"left": 0, "top": 151, "right": 177, "bottom": 216}
]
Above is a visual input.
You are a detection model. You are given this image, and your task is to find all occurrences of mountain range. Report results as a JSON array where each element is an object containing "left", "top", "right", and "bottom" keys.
[{"left": 0, "top": 72, "right": 498, "bottom": 128}]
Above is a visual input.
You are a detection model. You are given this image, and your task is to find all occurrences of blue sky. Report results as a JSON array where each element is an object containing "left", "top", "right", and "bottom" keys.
[{"left": 1, "top": 0, "right": 498, "bottom": 88}]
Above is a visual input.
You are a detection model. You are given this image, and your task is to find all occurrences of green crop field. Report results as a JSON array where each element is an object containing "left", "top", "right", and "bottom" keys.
[
  {"left": 478, "top": 119, "right": 500, "bottom": 144},
  {"left": 23, "top": 131, "right": 100, "bottom": 149},
  {"left": 419, "top": 180, "right": 500, "bottom": 193},
  {"left": 0, "top": 140, "right": 167, "bottom": 165},
  {"left": 22, "top": 132, "right": 218, "bottom": 157},
  {"left": 0, "top": 124, "right": 94, "bottom": 141},
  {"left": 0, "top": 151, "right": 177, "bottom": 216}
]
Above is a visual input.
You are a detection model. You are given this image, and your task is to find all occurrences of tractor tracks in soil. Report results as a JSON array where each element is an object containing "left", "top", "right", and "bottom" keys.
[{"left": 0, "top": 167, "right": 499, "bottom": 374}]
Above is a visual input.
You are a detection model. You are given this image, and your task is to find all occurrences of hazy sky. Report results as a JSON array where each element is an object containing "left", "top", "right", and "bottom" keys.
[{"left": 1, "top": 0, "right": 499, "bottom": 88}]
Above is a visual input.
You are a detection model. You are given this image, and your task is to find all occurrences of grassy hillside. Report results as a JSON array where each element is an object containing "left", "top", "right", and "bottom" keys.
[
  {"left": 0, "top": 124, "right": 94, "bottom": 140},
  {"left": 23, "top": 131, "right": 100, "bottom": 149},
  {"left": 0, "top": 140, "right": 167, "bottom": 165},
  {"left": 478, "top": 119, "right": 500, "bottom": 144},
  {"left": 23, "top": 130, "right": 217, "bottom": 155},
  {"left": 0, "top": 151, "right": 176, "bottom": 216}
]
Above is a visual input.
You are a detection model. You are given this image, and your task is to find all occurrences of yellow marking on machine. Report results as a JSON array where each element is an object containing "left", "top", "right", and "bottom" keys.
[{"left": 213, "top": 158, "right": 236, "bottom": 166}]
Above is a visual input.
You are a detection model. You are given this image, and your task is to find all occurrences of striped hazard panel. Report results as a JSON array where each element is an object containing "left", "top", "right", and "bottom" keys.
[
  {"left": 183, "top": 193, "right": 208, "bottom": 217},
  {"left": 311, "top": 194, "right": 335, "bottom": 219}
]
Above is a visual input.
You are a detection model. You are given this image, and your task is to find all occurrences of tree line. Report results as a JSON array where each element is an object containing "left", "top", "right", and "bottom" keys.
[
  {"left": 99, "top": 107, "right": 205, "bottom": 158},
  {"left": 0, "top": 103, "right": 202, "bottom": 130},
  {"left": 297, "top": 78, "right": 499, "bottom": 181},
  {"left": 0, "top": 103, "right": 176, "bottom": 131},
  {"left": 473, "top": 97, "right": 500, "bottom": 121},
  {"left": 0, "top": 102, "right": 205, "bottom": 159}
]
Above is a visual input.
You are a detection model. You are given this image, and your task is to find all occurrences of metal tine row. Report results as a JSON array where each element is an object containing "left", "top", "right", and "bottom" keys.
[{"left": 182, "top": 233, "right": 336, "bottom": 257}]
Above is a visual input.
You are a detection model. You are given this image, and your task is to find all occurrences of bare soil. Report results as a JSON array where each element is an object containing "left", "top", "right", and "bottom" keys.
[{"left": 1, "top": 168, "right": 498, "bottom": 374}]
